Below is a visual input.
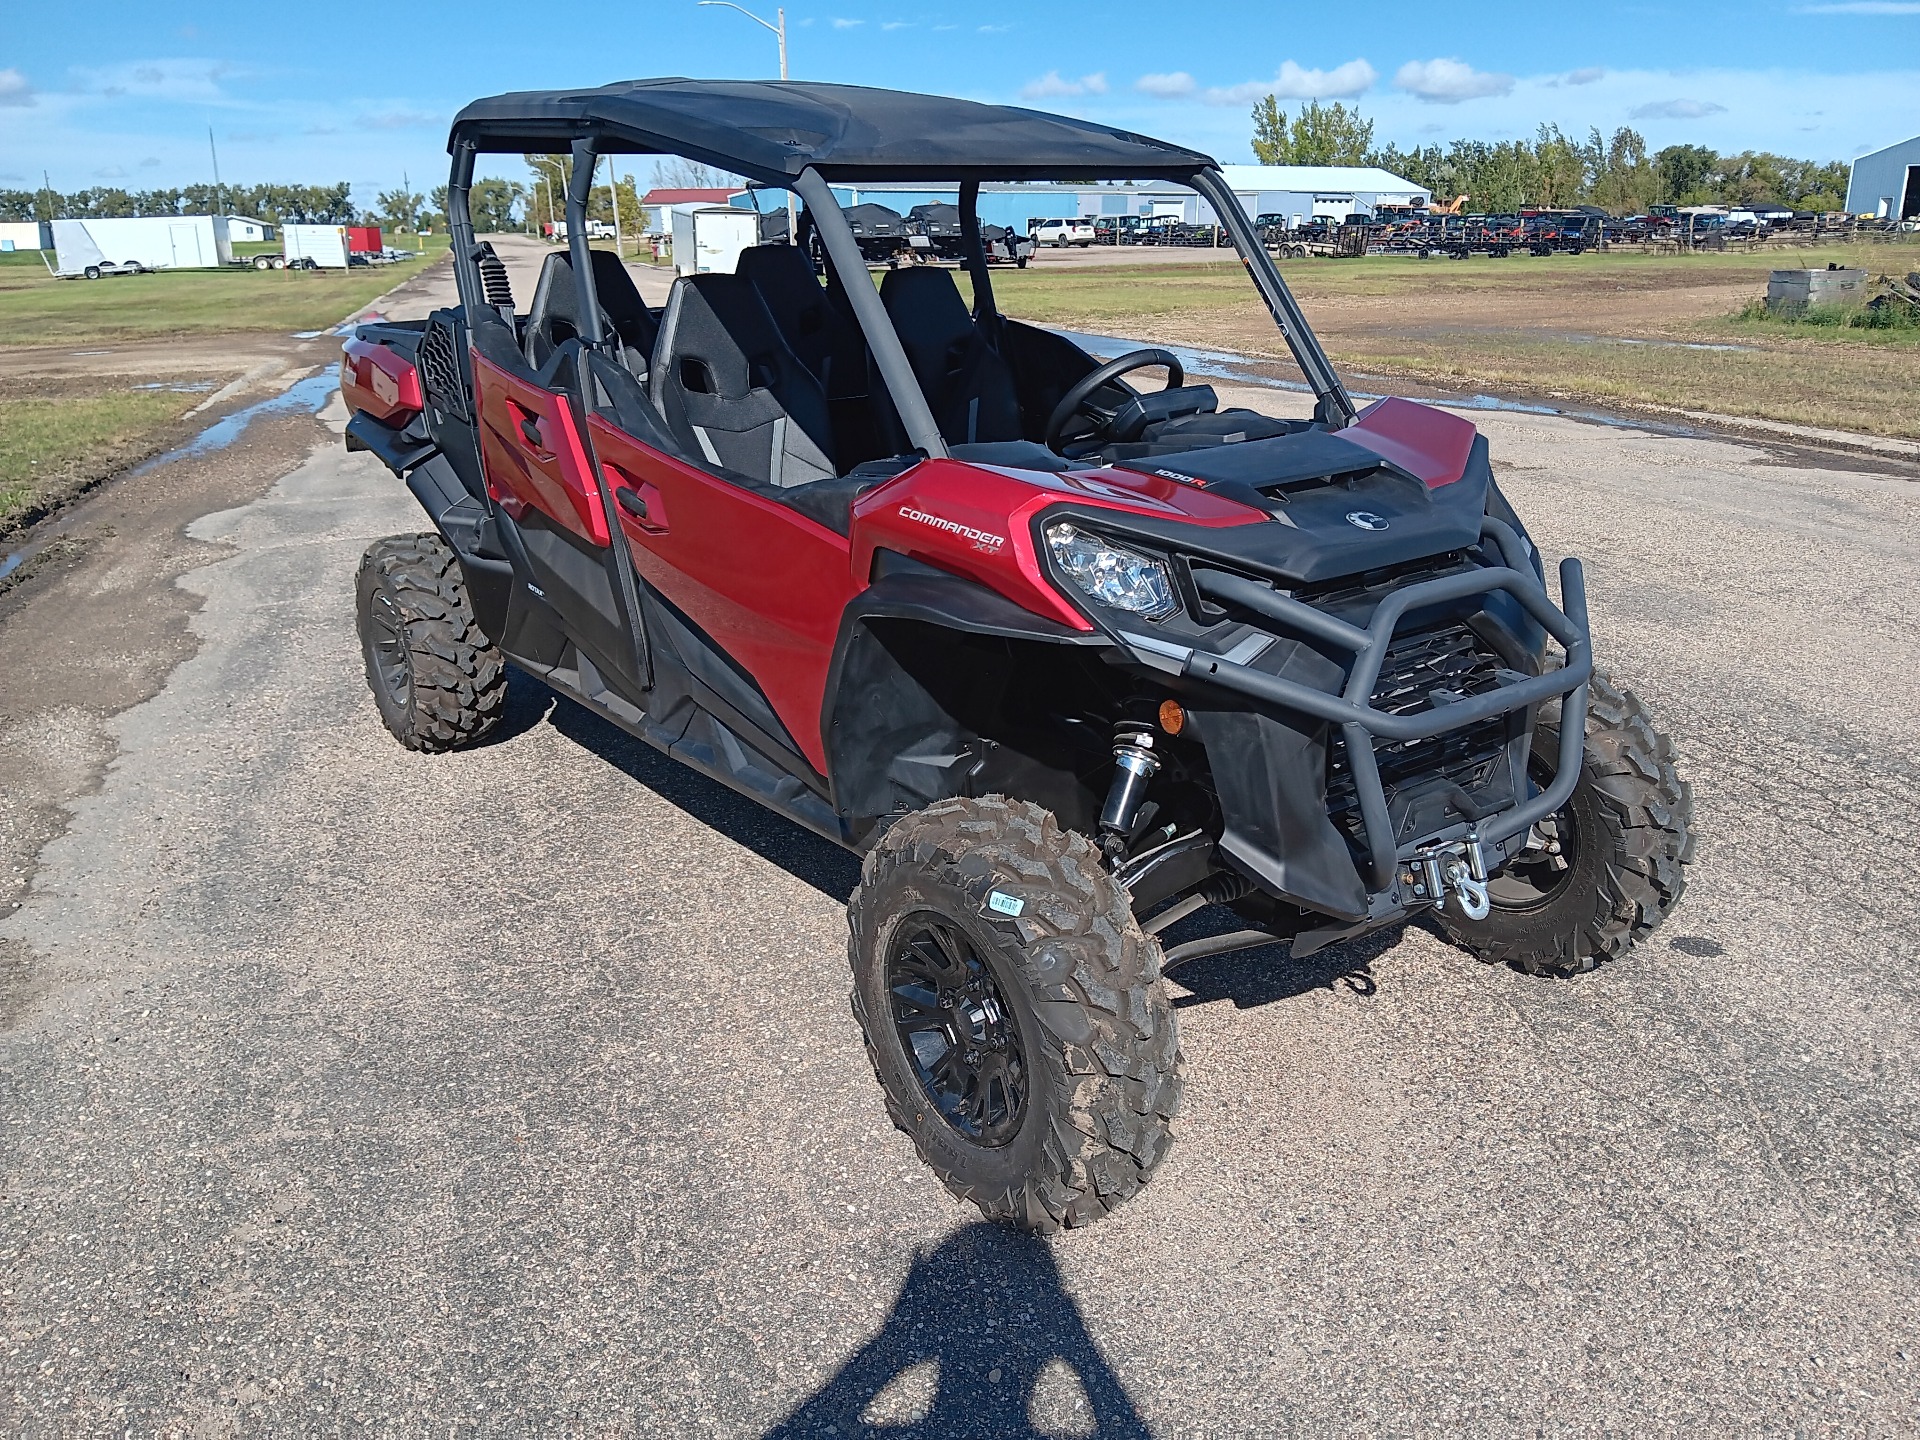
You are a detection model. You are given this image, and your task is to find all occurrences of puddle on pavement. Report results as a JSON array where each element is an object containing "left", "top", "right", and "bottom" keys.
[
  {"left": 3, "top": 372, "right": 342, "bottom": 584},
  {"left": 1052, "top": 327, "right": 1702, "bottom": 438},
  {"left": 136, "top": 372, "right": 340, "bottom": 471}
]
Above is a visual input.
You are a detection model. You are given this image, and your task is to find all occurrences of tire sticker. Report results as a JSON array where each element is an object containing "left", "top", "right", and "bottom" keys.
[{"left": 986, "top": 890, "right": 1025, "bottom": 917}]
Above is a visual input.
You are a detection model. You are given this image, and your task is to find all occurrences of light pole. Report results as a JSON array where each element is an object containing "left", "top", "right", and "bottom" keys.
[
  {"left": 696, "top": 1, "right": 797, "bottom": 246},
  {"left": 531, "top": 155, "right": 566, "bottom": 240}
]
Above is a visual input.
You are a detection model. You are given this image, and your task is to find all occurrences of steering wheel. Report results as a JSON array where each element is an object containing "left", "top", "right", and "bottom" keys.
[{"left": 1044, "top": 348, "right": 1186, "bottom": 451}]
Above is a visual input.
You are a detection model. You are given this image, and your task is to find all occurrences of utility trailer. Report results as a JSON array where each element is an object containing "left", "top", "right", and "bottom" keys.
[{"left": 48, "top": 215, "right": 232, "bottom": 278}]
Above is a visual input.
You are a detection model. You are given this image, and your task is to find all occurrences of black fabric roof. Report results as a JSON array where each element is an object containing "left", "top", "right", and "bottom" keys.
[{"left": 449, "top": 79, "right": 1216, "bottom": 183}]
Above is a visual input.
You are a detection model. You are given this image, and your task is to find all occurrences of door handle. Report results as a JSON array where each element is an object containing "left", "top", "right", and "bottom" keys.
[
  {"left": 615, "top": 488, "right": 648, "bottom": 521},
  {"left": 518, "top": 415, "right": 548, "bottom": 451}
]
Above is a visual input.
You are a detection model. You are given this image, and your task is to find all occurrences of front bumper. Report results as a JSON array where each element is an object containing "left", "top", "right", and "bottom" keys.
[{"left": 1116, "top": 517, "right": 1592, "bottom": 913}]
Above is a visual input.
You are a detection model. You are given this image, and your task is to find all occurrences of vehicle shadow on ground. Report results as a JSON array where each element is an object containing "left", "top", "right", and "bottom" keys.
[
  {"left": 763, "top": 1222, "right": 1150, "bottom": 1439},
  {"left": 535, "top": 679, "right": 864, "bottom": 900},
  {"left": 1159, "top": 909, "right": 1400, "bottom": 1010}
]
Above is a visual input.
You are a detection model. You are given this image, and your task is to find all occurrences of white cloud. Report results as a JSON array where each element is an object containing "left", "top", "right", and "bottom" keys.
[
  {"left": 1268, "top": 58, "right": 1377, "bottom": 99},
  {"left": 831, "top": 17, "right": 862, "bottom": 28},
  {"left": 95, "top": 164, "right": 128, "bottom": 179},
  {"left": 357, "top": 109, "right": 439, "bottom": 130},
  {"left": 1136, "top": 71, "right": 1196, "bottom": 98},
  {"left": 1192, "top": 58, "right": 1376, "bottom": 107},
  {"left": 881, "top": 20, "right": 911, "bottom": 29},
  {"left": 0, "top": 68, "right": 34, "bottom": 107},
  {"left": 1395, "top": 57, "right": 1515, "bottom": 103},
  {"left": 1797, "top": 2, "right": 1920, "bottom": 11},
  {"left": 1021, "top": 70, "right": 1108, "bottom": 99},
  {"left": 1564, "top": 67, "right": 1606, "bottom": 85},
  {"left": 978, "top": 23, "right": 1012, "bottom": 33},
  {"left": 1629, "top": 97, "right": 1729, "bottom": 119}
]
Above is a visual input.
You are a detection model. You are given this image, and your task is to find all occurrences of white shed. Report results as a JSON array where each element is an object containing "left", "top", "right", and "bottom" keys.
[
  {"left": 0, "top": 221, "right": 48, "bottom": 252},
  {"left": 225, "top": 215, "right": 275, "bottom": 242}
]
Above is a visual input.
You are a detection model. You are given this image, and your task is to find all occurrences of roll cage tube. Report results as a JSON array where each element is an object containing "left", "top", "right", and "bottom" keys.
[
  {"left": 565, "top": 138, "right": 608, "bottom": 347},
  {"left": 957, "top": 179, "right": 1002, "bottom": 345},
  {"left": 446, "top": 140, "right": 482, "bottom": 315},
  {"left": 1188, "top": 167, "right": 1356, "bottom": 428},
  {"left": 792, "top": 167, "right": 950, "bottom": 460}
]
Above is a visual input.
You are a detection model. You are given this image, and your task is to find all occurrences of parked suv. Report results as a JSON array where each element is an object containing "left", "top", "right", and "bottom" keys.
[
  {"left": 1030, "top": 216, "right": 1095, "bottom": 247},
  {"left": 340, "top": 78, "right": 1692, "bottom": 1234}
]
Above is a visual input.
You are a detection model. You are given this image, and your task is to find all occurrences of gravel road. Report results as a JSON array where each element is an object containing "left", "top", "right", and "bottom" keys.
[{"left": 2, "top": 250, "right": 1917, "bottom": 1434}]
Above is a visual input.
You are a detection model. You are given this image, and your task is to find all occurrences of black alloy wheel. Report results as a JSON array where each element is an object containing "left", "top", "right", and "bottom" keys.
[
  {"left": 1484, "top": 752, "right": 1581, "bottom": 913},
  {"left": 886, "top": 915, "right": 1028, "bottom": 1147},
  {"left": 363, "top": 589, "right": 416, "bottom": 713}
]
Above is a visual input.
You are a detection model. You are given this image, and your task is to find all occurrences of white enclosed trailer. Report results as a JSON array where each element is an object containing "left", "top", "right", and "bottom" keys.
[
  {"left": 670, "top": 203, "right": 758, "bottom": 275},
  {"left": 282, "top": 224, "right": 351, "bottom": 269},
  {"left": 50, "top": 216, "right": 232, "bottom": 277}
]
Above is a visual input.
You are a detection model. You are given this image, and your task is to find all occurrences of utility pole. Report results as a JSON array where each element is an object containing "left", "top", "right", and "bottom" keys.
[
  {"left": 601, "top": 156, "right": 625, "bottom": 258},
  {"left": 208, "top": 126, "right": 223, "bottom": 216},
  {"left": 697, "top": 2, "right": 795, "bottom": 245}
]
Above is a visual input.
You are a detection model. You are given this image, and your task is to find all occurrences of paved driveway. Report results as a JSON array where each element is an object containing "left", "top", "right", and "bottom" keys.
[{"left": 2, "top": 298, "right": 1917, "bottom": 1433}]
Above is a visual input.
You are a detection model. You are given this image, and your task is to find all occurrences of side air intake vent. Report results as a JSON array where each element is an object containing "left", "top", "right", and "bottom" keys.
[{"left": 417, "top": 317, "right": 468, "bottom": 422}]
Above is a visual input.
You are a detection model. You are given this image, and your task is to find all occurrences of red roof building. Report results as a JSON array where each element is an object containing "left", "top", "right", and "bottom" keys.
[{"left": 640, "top": 188, "right": 742, "bottom": 207}]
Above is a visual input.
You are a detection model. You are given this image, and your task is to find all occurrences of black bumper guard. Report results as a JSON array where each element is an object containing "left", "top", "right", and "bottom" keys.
[{"left": 1184, "top": 518, "right": 1591, "bottom": 890}]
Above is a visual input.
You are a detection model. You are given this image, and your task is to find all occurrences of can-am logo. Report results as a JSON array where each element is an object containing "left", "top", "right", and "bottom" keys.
[
  {"left": 898, "top": 505, "right": 1006, "bottom": 552},
  {"left": 1346, "top": 511, "right": 1390, "bottom": 531}
]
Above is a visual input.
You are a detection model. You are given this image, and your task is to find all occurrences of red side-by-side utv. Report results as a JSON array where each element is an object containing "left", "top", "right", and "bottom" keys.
[{"left": 340, "top": 80, "right": 1692, "bottom": 1231}]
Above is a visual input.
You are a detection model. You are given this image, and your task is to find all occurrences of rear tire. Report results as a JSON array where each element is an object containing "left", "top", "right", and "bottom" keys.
[
  {"left": 354, "top": 533, "right": 506, "bottom": 753},
  {"left": 847, "top": 797, "right": 1183, "bottom": 1233},
  {"left": 1439, "top": 671, "right": 1693, "bottom": 976}
]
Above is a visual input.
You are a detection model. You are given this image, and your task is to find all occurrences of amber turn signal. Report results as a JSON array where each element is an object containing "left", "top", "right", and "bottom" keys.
[{"left": 1158, "top": 699, "right": 1186, "bottom": 736}]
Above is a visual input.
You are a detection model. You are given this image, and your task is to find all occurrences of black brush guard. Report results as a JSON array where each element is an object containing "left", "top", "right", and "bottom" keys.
[{"left": 1183, "top": 518, "right": 1591, "bottom": 893}]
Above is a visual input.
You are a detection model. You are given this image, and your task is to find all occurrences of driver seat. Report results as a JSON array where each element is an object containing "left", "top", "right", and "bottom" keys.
[{"left": 879, "top": 267, "right": 1022, "bottom": 447}]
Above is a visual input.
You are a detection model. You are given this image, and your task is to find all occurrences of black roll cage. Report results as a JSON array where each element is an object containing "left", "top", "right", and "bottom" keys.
[{"left": 443, "top": 132, "right": 1358, "bottom": 453}]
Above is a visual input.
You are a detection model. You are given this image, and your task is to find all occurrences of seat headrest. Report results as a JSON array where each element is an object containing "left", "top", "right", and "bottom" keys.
[
  {"left": 526, "top": 248, "right": 655, "bottom": 351},
  {"left": 656, "top": 273, "right": 792, "bottom": 401},
  {"left": 879, "top": 266, "right": 973, "bottom": 342},
  {"left": 737, "top": 243, "right": 822, "bottom": 301}
]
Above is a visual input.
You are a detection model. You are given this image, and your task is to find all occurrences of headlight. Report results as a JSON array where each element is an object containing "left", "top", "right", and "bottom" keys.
[{"left": 1044, "top": 523, "right": 1178, "bottom": 621}]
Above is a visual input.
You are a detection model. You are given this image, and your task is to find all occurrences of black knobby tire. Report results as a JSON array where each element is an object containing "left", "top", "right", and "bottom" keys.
[
  {"left": 1439, "top": 670, "right": 1694, "bottom": 976},
  {"left": 354, "top": 533, "right": 507, "bottom": 753},
  {"left": 847, "top": 797, "right": 1183, "bottom": 1233}
]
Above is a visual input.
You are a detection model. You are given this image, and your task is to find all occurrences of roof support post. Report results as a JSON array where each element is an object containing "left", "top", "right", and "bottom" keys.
[
  {"left": 446, "top": 140, "right": 482, "bottom": 315},
  {"left": 566, "top": 138, "right": 607, "bottom": 347},
  {"left": 794, "top": 167, "right": 948, "bottom": 459},
  {"left": 957, "top": 180, "right": 1000, "bottom": 343},
  {"left": 1189, "top": 167, "right": 1355, "bottom": 426}
]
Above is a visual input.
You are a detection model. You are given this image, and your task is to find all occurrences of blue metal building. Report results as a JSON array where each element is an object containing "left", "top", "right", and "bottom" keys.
[{"left": 1846, "top": 136, "right": 1920, "bottom": 221}]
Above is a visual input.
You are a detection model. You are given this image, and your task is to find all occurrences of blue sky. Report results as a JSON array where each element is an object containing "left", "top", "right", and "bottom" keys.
[{"left": 3, "top": 0, "right": 1915, "bottom": 205}]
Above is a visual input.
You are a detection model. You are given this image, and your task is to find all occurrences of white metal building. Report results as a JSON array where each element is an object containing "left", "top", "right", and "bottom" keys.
[
  {"left": 225, "top": 215, "right": 275, "bottom": 242},
  {"left": 0, "top": 221, "right": 49, "bottom": 252},
  {"left": 783, "top": 166, "right": 1429, "bottom": 231},
  {"left": 1847, "top": 135, "right": 1920, "bottom": 221}
]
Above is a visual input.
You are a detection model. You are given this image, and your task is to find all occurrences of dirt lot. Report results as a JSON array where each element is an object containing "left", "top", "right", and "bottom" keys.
[
  {"left": 979, "top": 242, "right": 1920, "bottom": 439},
  {"left": 0, "top": 234, "right": 1918, "bottom": 1433}
]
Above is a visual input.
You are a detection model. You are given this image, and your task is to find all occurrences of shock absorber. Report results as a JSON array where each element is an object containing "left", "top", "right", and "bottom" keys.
[{"left": 1099, "top": 724, "right": 1160, "bottom": 862}]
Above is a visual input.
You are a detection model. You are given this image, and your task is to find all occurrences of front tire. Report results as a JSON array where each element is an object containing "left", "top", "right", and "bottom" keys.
[
  {"left": 848, "top": 797, "right": 1183, "bottom": 1232},
  {"left": 1440, "top": 671, "right": 1693, "bottom": 976},
  {"left": 354, "top": 533, "right": 507, "bottom": 753}
]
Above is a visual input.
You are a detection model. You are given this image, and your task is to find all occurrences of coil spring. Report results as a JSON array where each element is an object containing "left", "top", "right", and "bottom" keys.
[{"left": 475, "top": 244, "right": 514, "bottom": 309}]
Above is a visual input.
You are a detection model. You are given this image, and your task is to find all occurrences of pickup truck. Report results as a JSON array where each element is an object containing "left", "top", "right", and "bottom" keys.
[{"left": 1028, "top": 216, "right": 1094, "bottom": 247}]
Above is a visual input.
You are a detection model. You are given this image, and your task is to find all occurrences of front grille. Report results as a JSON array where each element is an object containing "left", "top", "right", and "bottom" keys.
[
  {"left": 417, "top": 319, "right": 467, "bottom": 422},
  {"left": 1326, "top": 624, "right": 1514, "bottom": 834}
]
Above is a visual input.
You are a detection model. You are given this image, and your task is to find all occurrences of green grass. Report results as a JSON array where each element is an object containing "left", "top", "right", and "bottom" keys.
[
  {"left": 0, "top": 383, "right": 206, "bottom": 531},
  {"left": 1731, "top": 297, "right": 1920, "bottom": 336},
  {"left": 0, "top": 233, "right": 449, "bottom": 347}
]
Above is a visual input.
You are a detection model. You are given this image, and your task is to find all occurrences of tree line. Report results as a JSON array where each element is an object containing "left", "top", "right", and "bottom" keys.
[
  {"left": 0, "top": 182, "right": 358, "bottom": 225},
  {"left": 1250, "top": 100, "right": 1851, "bottom": 214}
]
